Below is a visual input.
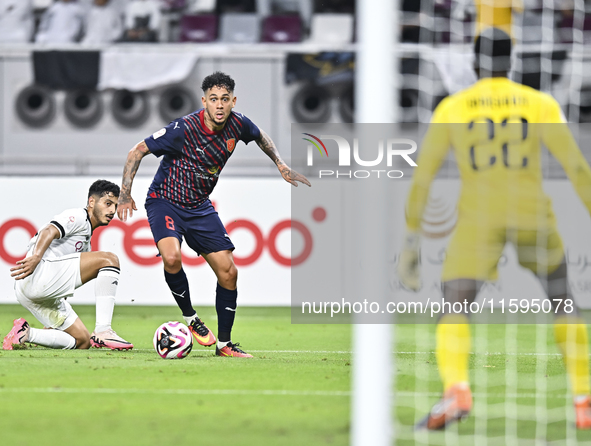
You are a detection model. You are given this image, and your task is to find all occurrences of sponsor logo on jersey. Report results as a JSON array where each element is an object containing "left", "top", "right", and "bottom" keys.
[
  {"left": 207, "top": 166, "right": 220, "bottom": 175},
  {"left": 69, "top": 216, "right": 75, "bottom": 222},
  {"left": 153, "top": 128, "right": 166, "bottom": 139},
  {"left": 194, "top": 171, "right": 216, "bottom": 179},
  {"left": 226, "top": 138, "right": 236, "bottom": 153}
]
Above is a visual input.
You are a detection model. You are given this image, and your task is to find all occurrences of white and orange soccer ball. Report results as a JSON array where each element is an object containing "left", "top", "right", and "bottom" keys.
[{"left": 153, "top": 321, "right": 193, "bottom": 359}]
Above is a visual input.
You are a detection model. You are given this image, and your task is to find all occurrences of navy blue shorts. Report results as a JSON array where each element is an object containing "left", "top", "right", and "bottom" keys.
[{"left": 145, "top": 198, "right": 235, "bottom": 255}]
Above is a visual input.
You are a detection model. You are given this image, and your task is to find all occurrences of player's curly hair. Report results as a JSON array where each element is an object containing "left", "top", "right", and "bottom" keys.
[
  {"left": 201, "top": 71, "right": 235, "bottom": 94},
  {"left": 88, "top": 179, "right": 120, "bottom": 199}
]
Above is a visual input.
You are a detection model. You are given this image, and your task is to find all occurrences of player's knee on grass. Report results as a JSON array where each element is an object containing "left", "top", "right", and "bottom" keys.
[
  {"left": 75, "top": 334, "right": 91, "bottom": 349},
  {"left": 68, "top": 328, "right": 91, "bottom": 349},
  {"left": 73, "top": 325, "right": 91, "bottom": 349},
  {"left": 65, "top": 319, "right": 91, "bottom": 349}
]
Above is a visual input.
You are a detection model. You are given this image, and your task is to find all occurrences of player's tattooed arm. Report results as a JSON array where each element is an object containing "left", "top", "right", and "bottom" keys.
[
  {"left": 256, "top": 129, "right": 282, "bottom": 164},
  {"left": 256, "top": 129, "right": 311, "bottom": 187},
  {"left": 119, "top": 140, "right": 151, "bottom": 221}
]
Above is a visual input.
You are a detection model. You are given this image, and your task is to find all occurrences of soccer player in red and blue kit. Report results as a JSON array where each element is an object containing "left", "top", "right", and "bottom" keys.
[{"left": 117, "top": 72, "right": 310, "bottom": 357}]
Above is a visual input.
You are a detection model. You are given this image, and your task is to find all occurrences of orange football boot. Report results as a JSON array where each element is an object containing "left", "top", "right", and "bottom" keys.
[
  {"left": 575, "top": 396, "right": 591, "bottom": 429},
  {"left": 415, "top": 383, "right": 473, "bottom": 430},
  {"left": 216, "top": 342, "right": 253, "bottom": 358},
  {"left": 188, "top": 317, "right": 216, "bottom": 346}
]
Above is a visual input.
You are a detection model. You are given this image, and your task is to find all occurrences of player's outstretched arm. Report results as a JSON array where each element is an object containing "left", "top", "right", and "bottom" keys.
[
  {"left": 544, "top": 123, "right": 591, "bottom": 217},
  {"left": 256, "top": 129, "right": 311, "bottom": 187},
  {"left": 398, "top": 108, "right": 451, "bottom": 292},
  {"left": 10, "top": 224, "right": 60, "bottom": 280},
  {"left": 118, "top": 140, "right": 151, "bottom": 222}
]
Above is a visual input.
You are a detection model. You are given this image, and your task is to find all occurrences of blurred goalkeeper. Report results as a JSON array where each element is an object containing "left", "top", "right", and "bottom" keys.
[{"left": 398, "top": 27, "right": 591, "bottom": 430}]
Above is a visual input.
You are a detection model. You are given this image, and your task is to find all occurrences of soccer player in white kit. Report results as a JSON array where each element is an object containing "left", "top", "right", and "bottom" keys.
[{"left": 2, "top": 179, "right": 133, "bottom": 351}]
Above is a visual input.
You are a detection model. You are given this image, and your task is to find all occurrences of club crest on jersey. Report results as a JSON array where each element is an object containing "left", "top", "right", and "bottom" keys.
[
  {"left": 208, "top": 166, "right": 220, "bottom": 175},
  {"left": 226, "top": 138, "right": 236, "bottom": 153}
]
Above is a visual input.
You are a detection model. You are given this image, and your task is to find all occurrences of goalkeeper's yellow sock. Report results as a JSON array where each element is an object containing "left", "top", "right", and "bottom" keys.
[
  {"left": 436, "top": 314, "right": 471, "bottom": 392},
  {"left": 554, "top": 317, "right": 591, "bottom": 397}
]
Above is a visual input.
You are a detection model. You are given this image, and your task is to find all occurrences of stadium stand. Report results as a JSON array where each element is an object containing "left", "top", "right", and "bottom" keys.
[
  {"left": 0, "top": 0, "right": 35, "bottom": 43},
  {"left": 219, "top": 12, "right": 260, "bottom": 43},
  {"left": 35, "top": 0, "right": 85, "bottom": 43},
  {"left": 122, "top": 0, "right": 162, "bottom": 42},
  {"left": 178, "top": 13, "right": 218, "bottom": 41},
  {"left": 160, "top": 0, "right": 187, "bottom": 10},
  {"left": 261, "top": 14, "right": 303, "bottom": 42},
  {"left": 308, "top": 13, "right": 354, "bottom": 44},
  {"left": 215, "top": 0, "right": 255, "bottom": 14},
  {"left": 81, "top": 0, "right": 124, "bottom": 45},
  {"left": 186, "top": 0, "right": 215, "bottom": 13}
]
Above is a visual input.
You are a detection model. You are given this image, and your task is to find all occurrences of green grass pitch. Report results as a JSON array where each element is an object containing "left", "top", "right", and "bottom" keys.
[
  {"left": 2, "top": 305, "right": 591, "bottom": 445},
  {"left": 0, "top": 305, "right": 351, "bottom": 446},
  {"left": 395, "top": 323, "right": 591, "bottom": 445}
]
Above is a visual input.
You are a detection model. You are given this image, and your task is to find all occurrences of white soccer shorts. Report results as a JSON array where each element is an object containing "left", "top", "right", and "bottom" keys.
[{"left": 14, "top": 253, "right": 83, "bottom": 330}]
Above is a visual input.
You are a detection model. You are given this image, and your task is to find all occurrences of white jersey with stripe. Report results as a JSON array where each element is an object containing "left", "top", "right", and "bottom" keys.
[{"left": 26, "top": 208, "right": 92, "bottom": 259}]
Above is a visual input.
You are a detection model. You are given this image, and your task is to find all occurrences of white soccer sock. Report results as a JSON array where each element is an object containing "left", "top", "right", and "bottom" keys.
[
  {"left": 183, "top": 314, "right": 199, "bottom": 326},
  {"left": 217, "top": 340, "right": 230, "bottom": 349},
  {"left": 28, "top": 328, "right": 76, "bottom": 349},
  {"left": 94, "top": 266, "right": 120, "bottom": 332}
]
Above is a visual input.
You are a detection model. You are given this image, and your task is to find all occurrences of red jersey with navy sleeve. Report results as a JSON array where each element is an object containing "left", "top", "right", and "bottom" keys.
[{"left": 144, "top": 109, "right": 260, "bottom": 209}]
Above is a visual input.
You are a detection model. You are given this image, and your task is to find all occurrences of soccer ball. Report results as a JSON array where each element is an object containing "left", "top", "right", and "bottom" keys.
[{"left": 153, "top": 321, "right": 193, "bottom": 359}]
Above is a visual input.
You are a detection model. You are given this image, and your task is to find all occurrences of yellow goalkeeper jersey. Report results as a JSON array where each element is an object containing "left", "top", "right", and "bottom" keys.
[{"left": 406, "top": 77, "right": 591, "bottom": 232}]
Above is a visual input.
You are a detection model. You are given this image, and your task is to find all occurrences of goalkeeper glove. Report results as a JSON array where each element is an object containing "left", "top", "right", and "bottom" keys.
[{"left": 397, "top": 231, "right": 421, "bottom": 292}]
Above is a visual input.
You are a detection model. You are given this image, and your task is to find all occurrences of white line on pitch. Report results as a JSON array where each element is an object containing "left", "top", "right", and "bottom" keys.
[
  {"left": 250, "top": 350, "right": 352, "bottom": 353},
  {"left": 249, "top": 350, "right": 562, "bottom": 356},
  {"left": 19, "top": 349, "right": 564, "bottom": 356},
  {"left": 3, "top": 349, "right": 565, "bottom": 356},
  {"left": 396, "top": 351, "right": 563, "bottom": 356},
  {"left": 0, "top": 387, "right": 350, "bottom": 397},
  {"left": 122, "top": 349, "right": 353, "bottom": 354},
  {"left": 0, "top": 388, "right": 572, "bottom": 400}
]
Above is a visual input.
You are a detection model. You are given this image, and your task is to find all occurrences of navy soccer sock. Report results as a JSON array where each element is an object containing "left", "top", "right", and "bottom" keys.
[
  {"left": 164, "top": 268, "right": 196, "bottom": 317},
  {"left": 216, "top": 283, "right": 237, "bottom": 343}
]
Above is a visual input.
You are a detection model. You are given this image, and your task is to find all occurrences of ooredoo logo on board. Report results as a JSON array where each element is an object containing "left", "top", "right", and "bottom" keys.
[{"left": 0, "top": 216, "right": 315, "bottom": 267}]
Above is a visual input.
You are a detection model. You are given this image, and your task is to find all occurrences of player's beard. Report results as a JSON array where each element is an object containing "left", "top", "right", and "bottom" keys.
[
  {"left": 93, "top": 207, "right": 111, "bottom": 227},
  {"left": 209, "top": 109, "right": 229, "bottom": 126}
]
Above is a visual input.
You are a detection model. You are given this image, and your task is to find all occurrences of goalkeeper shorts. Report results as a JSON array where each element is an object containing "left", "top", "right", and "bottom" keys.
[{"left": 441, "top": 222, "right": 564, "bottom": 282}]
